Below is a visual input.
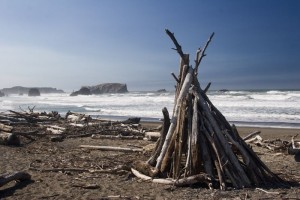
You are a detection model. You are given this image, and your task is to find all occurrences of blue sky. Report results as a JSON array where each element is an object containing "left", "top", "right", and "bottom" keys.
[{"left": 0, "top": 0, "right": 299, "bottom": 91}]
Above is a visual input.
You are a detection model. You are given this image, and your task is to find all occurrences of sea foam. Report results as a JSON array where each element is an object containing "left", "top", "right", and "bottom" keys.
[{"left": 0, "top": 90, "right": 299, "bottom": 128}]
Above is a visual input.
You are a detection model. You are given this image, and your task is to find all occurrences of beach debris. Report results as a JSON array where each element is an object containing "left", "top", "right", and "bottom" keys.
[
  {"left": 0, "top": 131, "right": 20, "bottom": 145},
  {"left": 79, "top": 145, "right": 143, "bottom": 152},
  {"left": 121, "top": 117, "right": 141, "bottom": 124},
  {"left": 242, "top": 131, "right": 261, "bottom": 141},
  {"left": 287, "top": 135, "right": 300, "bottom": 162},
  {"left": 91, "top": 134, "right": 144, "bottom": 140},
  {"left": 46, "top": 125, "right": 66, "bottom": 134},
  {"left": 0, "top": 123, "right": 14, "bottom": 132},
  {"left": 132, "top": 29, "right": 286, "bottom": 190},
  {"left": 29, "top": 165, "right": 129, "bottom": 175},
  {"left": 65, "top": 111, "right": 91, "bottom": 123},
  {"left": 245, "top": 133, "right": 299, "bottom": 153},
  {"left": 0, "top": 171, "right": 31, "bottom": 187},
  {"left": 0, "top": 107, "right": 146, "bottom": 145},
  {"left": 144, "top": 131, "right": 161, "bottom": 141},
  {"left": 4, "top": 109, "right": 61, "bottom": 124}
]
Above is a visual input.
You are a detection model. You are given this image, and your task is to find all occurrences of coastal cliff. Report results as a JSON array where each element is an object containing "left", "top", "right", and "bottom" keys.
[{"left": 70, "top": 83, "right": 128, "bottom": 96}]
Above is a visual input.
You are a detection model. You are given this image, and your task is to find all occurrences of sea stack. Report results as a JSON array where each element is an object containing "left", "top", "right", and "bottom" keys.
[
  {"left": 28, "top": 88, "right": 41, "bottom": 96},
  {"left": 70, "top": 83, "right": 128, "bottom": 96}
]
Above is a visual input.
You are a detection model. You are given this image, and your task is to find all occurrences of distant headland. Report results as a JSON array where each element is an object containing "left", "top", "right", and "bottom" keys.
[
  {"left": 70, "top": 83, "right": 128, "bottom": 96},
  {"left": 0, "top": 86, "right": 65, "bottom": 95}
]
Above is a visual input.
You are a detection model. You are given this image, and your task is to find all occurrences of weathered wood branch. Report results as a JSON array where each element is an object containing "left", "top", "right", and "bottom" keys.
[
  {"left": 79, "top": 145, "right": 143, "bottom": 152},
  {"left": 91, "top": 134, "right": 143, "bottom": 140},
  {"left": 147, "top": 107, "right": 170, "bottom": 166},
  {"left": 0, "top": 123, "right": 13, "bottom": 132},
  {"left": 194, "top": 32, "right": 214, "bottom": 74},
  {"left": 165, "top": 29, "right": 186, "bottom": 63},
  {"left": 243, "top": 131, "right": 261, "bottom": 141},
  {"left": 203, "top": 82, "right": 211, "bottom": 93},
  {"left": 193, "top": 85, "right": 251, "bottom": 188},
  {"left": 0, "top": 171, "right": 31, "bottom": 187},
  {"left": 155, "top": 66, "right": 194, "bottom": 172},
  {"left": 131, "top": 168, "right": 210, "bottom": 186},
  {"left": 135, "top": 29, "right": 286, "bottom": 189},
  {"left": 171, "top": 72, "right": 180, "bottom": 83}
]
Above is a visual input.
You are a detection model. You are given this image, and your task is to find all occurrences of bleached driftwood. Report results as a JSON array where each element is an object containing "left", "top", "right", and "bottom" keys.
[
  {"left": 131, "top": 168, "right": 210, "bottom": 186},
  {"left": 147, "top": 107, "right": 170, "bottom": 166},
  {"left": 245, "top": 135, "right": 263, "bottom": 144},
  {"left": 69, "top": 123, "right": 85, "bottom": 127},
  {"left": 0, "top": 123, "right": 13, "bottom": 132},
  {"left": 46, "top": 125, "right": 65, "bottom": 134},
  {"left": 30, "top": 165, "right": 129, "bottom": 175},
  {"left": 288, "top": 135, "right": 300, "bottom": 156},
  {"left": 243, "top": 131, "right": 261, "bottom": 141},
  {"left": 144, "top": 132, "right": 161, "bottom": 141},
  {"left": 133, "top": 29, "right": 285, "bottom": 190},
  {"left": 155, "top": 66, "right": 194, "bottom": 172},
  {"left": 66, "top": 111, "right": 91, "bottom": 123}
]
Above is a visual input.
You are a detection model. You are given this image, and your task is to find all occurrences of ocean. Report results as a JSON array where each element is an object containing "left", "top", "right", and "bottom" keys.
[{"left": 1, "top": 90, "right": 300, "bottom": 129}]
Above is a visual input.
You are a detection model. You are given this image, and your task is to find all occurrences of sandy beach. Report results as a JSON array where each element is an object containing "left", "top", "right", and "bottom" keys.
[{"left": 0, "top": 120, "right": 299, "bottom": 200}]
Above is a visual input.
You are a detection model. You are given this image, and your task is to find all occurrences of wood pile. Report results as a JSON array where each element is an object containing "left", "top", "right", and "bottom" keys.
[
  {"left": 0, "top": 108, "right": 148, "bottom": 145},
  {"left": 246, "top": 134, "right": 300, "bottom": 162},
  {"left": 132, "top": 29, "right": 287, "bottom": 189}
]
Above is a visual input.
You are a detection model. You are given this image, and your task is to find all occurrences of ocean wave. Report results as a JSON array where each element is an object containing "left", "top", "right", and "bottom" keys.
[
  {"left": 1, "top": 91, "right": 300, "bottom": 128},
  {"left": 84, "top": 107, "right": 101, "bottom": 112},
  {"left": 248, "top": 94, "right": 290, "bottom": 101},
  {"left": 266, "top": 90, "right": 286, "bottom": 94}
]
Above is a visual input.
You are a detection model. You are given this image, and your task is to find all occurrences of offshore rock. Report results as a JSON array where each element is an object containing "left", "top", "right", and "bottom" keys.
[
  {"left": 70, "top": 87, "right": 91, "bottom": 96},
  {"left": 157, "top": 89, "right": 167, "bottom": 93},
  {"left": 28, "top": 88, "right": 41, "bottom": 96},
  {"left": 70, "top": 83, "right": 128, "bottom": 96}
]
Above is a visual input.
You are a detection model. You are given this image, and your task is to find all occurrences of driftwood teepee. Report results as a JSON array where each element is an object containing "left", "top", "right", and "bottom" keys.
[{"left": 132, "top": 29, "right": 286, "bottom": 190}]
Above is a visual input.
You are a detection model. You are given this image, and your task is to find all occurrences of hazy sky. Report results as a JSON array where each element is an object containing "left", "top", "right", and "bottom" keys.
[{"left": 0, "top": 0, "right": 299, "bottom": 91}]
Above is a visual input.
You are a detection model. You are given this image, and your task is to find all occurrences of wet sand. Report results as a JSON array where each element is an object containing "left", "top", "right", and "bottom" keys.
[{"left": 141, "top": 121, "right": 300, "bottom": 140}]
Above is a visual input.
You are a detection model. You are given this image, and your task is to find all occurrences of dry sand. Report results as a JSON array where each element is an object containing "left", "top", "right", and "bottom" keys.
[{"left": 1, "top": 123, "right": 300, "bottom": 200}]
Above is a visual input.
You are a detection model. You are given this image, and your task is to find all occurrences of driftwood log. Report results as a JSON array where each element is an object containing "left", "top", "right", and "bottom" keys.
[
  {"left": 0, "top": 132, "right": 20, "bottom": 145},
  {"left": 79, "top": 145, "right": 143, "bottom": 152},
  {"left": 0, "top": 171, "right": 31, "bottom": 187},
  {"left": 132, "top": 29, "right": 286, "bottom": 190}
]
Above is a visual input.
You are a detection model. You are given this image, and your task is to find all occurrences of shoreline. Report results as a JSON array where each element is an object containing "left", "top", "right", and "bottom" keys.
[
  {"left": 140, "top": 121, "right": 299, "bottom": 140},
  {"left": 96, "top": 115, "right": 300, "bottom": 129}
]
